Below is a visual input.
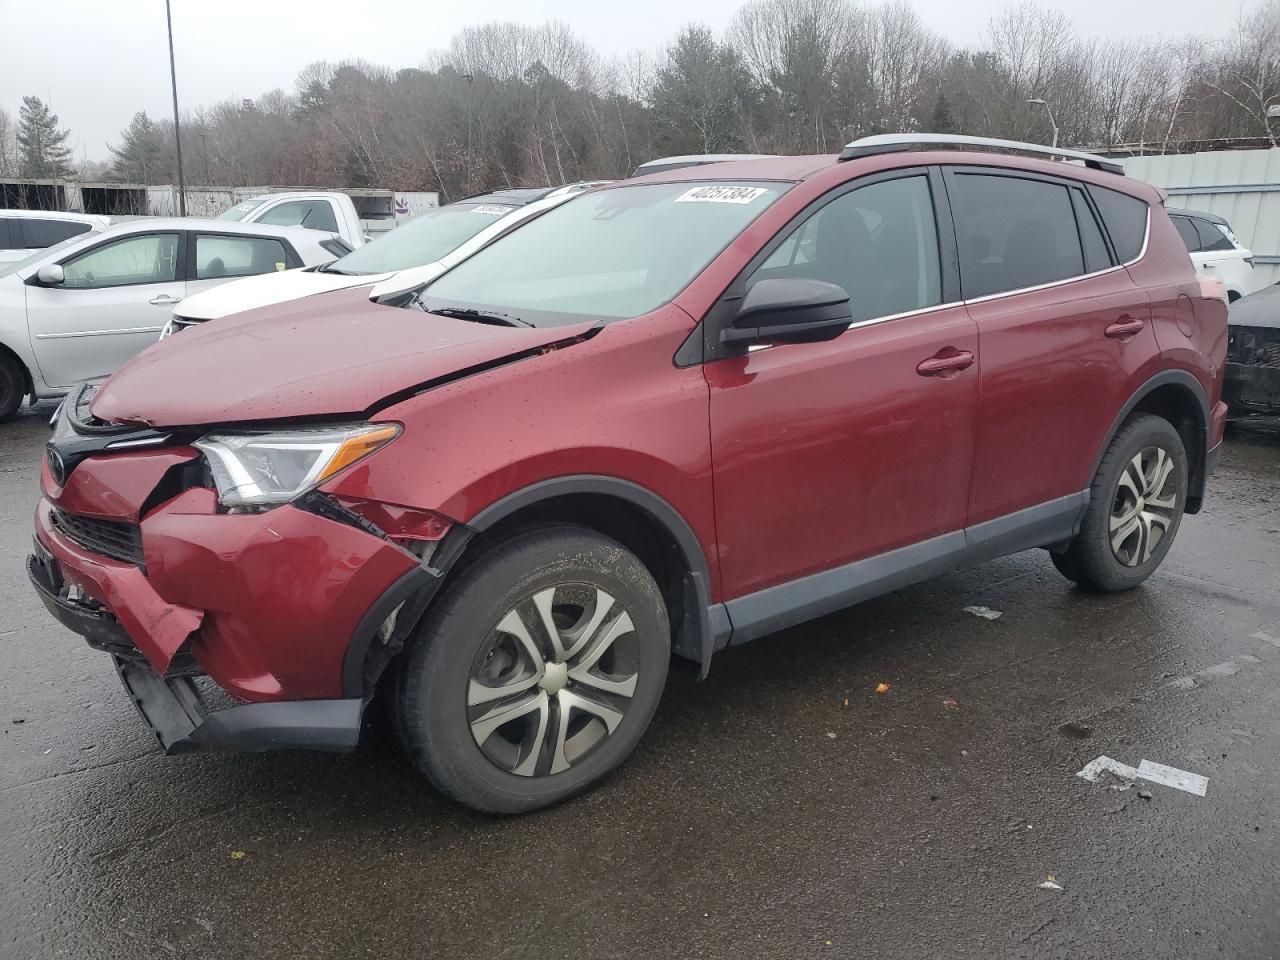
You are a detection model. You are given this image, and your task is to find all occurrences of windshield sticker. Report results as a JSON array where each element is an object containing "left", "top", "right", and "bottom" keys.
[
  {"left": 675, "top": 185, "right": 769, "bottom": 205},
  {"left": 470, "top": 204, "right": 517, "bottom": 215}
]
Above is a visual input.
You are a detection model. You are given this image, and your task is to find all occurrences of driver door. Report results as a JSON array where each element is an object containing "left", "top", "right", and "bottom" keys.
[
  {"left": 705, "top": 170, "right": 981, "bottom": 607},
  {"left": 26, "top": 231, "right": 184, "bottom": 388}
]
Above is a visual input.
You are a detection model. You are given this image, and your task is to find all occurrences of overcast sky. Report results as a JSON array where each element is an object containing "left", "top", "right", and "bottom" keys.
[{"left": 1, "top": 0, "right": 1243, "bottom": 163}]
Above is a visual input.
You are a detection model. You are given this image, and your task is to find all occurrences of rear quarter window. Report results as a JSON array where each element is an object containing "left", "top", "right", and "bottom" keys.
[
  {"left": 1089, "top": 187, "right": 1149, "bottom": 263},
  {"left": 22, "top": 218, "right": 93, "bottom": 248}
]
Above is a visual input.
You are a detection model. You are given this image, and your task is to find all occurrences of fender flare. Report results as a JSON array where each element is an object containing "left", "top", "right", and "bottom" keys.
[
  {"left": 1091, "top": 369, "right": 1211, "bottom": 509},
  {"left": 466, "top": 475, "right": 724, "bottom": 671}
]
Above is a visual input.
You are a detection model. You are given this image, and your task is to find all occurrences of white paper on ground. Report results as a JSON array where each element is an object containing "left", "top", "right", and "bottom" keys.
[{"left": 1076, "top": 755, "right": 1140, "bottom": 783}]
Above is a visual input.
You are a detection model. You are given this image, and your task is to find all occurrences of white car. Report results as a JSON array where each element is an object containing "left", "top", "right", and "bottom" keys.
[
  {"left": 164, "top": 183, "right": 607, "bottom": 335},
  {"left": 1169, "top": 208, "right": 1256, "bottom": 302},
  {"left": 0, "top": 218, "right": 343, "bottom": 420},
  {"left": 217, "top": 191, "right": 366, "bottom": 249},
  {"left": 0, "top": 210, "right": 111, "bottom": 263}
]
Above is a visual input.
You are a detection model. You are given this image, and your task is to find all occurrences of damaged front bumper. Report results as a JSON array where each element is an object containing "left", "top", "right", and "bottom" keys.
[
  {"left": 28, "top": 546, "right": 363, "bottom": 753},
  {"left": 1225, "top": 324, "right": 1280, "bottom": 414},
  {"left": 29, "top": 433, "right": 452, "bottom": 756}
]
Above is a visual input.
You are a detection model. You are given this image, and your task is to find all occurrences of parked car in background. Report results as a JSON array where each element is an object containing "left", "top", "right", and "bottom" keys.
[
  {"left": 630, "top": 154, "right": 775, "bottom": 177},
  {"left": 0, "top": 210, "right": 111, "bottom": 263},
  {"left": 1224, "top": 282, "right": 1280, "bottom": 415},
  {"left": 0, "top": 218, "right": 341, "bottom": 419},
  {"left": 163, "top": 183, "right": 607, "bottom": 335},
  {"left": 1169, "top": 208, "right": 1255, "bottom": 302},
  {"left": 218, "top": 191, "right": 367, "bottom": 249},
  {"left": 29, "top": 135, "right": 1226, "bottom": 814}
]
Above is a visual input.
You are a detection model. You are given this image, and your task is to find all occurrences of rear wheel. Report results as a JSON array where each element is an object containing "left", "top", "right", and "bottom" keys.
[
  {"left": 0, "top": 353, "right": 25, "bottom": 422},
  {"left": 1051, "top": 413, "right": 1188, "bottom": 592},
  {"left": 395, "top": 526, "right": 670, "bottom": 814}
]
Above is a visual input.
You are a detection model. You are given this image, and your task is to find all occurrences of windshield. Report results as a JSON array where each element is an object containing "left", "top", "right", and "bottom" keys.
[
  {"left": 217, "top": 196, "right": 271, "bottom": 222},
  {"left": 417, "top": 182, "right": 783, "bottom": 326},
  {"left": 0, "top": 235, "right": 82, "bottom": 277},
  {"left": 330, "top": 203, "right": 516, "bottom": 275}
]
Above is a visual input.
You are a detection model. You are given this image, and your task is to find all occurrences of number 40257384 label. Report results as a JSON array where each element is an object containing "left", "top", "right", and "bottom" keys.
[{"left": 674, "top": 185, "right": 769, "bottom": 204}]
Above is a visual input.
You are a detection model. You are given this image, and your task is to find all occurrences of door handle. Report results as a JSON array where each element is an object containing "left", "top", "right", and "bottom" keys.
[
  {"left": 1104, "top": 317, "right": 1145, "bottom": 339},
  {"left": 916, "top": 349, "right": 975, "bottom": 377},
  {"left": 149, "top": 294, "right": 182, "bottom": 305}
]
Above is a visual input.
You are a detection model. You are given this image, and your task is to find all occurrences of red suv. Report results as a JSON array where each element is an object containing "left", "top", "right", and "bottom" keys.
[{"left": 29, "top": 135, "right": 1228, "bottom": 813}]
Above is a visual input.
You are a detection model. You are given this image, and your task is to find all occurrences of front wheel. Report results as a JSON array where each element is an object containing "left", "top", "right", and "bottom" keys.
[
  {"left": 395, "top": 526, "right": 670, "bottom": 814},
  {"left": 0, "top": 353, "right": 25, "bottom": 422},
  {"left": 1051, "top": 413, "right": 1188, "bottom": 592}
]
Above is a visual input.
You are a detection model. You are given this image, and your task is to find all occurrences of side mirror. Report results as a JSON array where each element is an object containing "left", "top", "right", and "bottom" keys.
[
  {"left": 721, "top": 277, "right": 853, "bottom": 347},
  {"left": 36, "top": 264, "right": 65, "bottom": 286}
]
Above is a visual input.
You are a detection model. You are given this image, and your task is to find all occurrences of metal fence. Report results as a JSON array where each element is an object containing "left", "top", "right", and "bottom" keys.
[{"left": 1122, "top": 148, "right": 1280, "bottom": 290}]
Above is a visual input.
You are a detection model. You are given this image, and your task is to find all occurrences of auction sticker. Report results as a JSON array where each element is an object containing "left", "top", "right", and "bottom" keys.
[
  {"left": 674, "top": 185, "right": 768, "bottom": 204},
  {"left": 470, "top": 204, "right": 516, "bottom": 215}
]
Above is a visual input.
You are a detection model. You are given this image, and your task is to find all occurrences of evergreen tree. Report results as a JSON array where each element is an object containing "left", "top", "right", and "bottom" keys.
[
  {"left": 16, "top": 96, "right": 73, "bottom": 179},
  {"left": 108, "top": 112, "right": 171, "bottom": 182}
]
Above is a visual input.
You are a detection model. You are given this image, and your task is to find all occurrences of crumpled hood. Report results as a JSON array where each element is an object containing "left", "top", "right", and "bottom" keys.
[
  {"left": 93, "top": 287, "right": 596, "bottom": 427},
  {"left": 1229, "top": 282, "right": 1280, "bottom": 330},
  {"left": 174, "top": 266, "right": 393, "bottom": 321}
]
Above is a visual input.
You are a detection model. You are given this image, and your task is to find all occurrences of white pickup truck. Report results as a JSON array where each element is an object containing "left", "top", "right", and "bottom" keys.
[{"left": 216, "top": 192, "right": 366, "bottom": 249}]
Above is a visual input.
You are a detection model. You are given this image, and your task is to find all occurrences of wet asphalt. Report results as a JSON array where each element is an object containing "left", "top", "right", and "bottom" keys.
[{"left": 1, "top": 400, "right": 1278, "bottom": 960}]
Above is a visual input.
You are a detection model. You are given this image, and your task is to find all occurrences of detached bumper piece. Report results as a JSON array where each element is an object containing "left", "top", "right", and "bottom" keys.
[
  {"left": 114, "top": 656, "right": 363, "bottom": 755},
  {"left": 28, "top": 549, "right": 362, "bottom": 756}
]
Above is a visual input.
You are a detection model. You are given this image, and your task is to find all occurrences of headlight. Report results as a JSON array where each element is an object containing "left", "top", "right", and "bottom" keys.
[{"left": 194, "top": 423, "right": 400, "bottom": 509}]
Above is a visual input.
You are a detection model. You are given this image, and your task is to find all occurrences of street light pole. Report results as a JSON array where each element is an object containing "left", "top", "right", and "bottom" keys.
[
  {"left": 165, "top": 0, "right": 187, "bottom": 216},
  {"left": 1027, "top": 98, "right": 1059, "bottom": 150}
]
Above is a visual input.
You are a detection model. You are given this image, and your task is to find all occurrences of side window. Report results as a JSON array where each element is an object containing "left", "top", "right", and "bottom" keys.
[
  {"left": 1193, "top": 219, "right": 1234, "bottom": 253},
  {"left": 1072, "top": 190, "right": 1112, "bottom": 273},
  {"left": 1172, "top": 217, "right": 1201, "bottom": 252},
  {"left": 22, "top": 218, "right": 92, "bottom": 248},
  {"left": 752, "top": 175, "right": 942, "bottom": 323},
  {"left": 255, "top": 200, "right": 339, "bottom": 233},
  {"left": 1089, "top": 186, "right": 1149, "bottom": 263},
  {"left": 195, "top": 234, "right": 290, "bottom": 280},
  {"left": 0, "top": 219, "right": 13, "bottom": 250},
  {"left": 61, "top": 233, "right": 180, "bottom": 288},
  {"left": 949, "top": 173, "right": 1084, "bottom": 298}
]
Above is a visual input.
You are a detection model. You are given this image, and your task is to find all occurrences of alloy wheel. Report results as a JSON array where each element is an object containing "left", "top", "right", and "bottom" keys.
[
  {"left": 1109, "top": 445, "right": 1178, "bottom": 567},
  {"left": 467, "top": 584, "right": 640, "bottom": 777}
]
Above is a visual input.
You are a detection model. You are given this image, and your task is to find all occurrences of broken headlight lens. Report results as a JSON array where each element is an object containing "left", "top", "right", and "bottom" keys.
[{"left": 195, "top": 423, "right": 400, "bottom": 509}]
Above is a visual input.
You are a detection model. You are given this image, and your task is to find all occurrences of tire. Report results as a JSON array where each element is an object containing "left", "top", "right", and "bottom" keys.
[
  {"left": 0, "top": 353, "right": 25, "bottom": 423},
  {"left": 396, "top": 525, "right": 670, "bottom": 814},
  {"left": 1052, "top": 413, "right": 1188, "bottom": 592}
]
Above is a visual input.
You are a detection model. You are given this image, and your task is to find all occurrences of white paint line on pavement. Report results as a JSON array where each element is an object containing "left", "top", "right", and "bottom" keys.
[
  {"left": 1136, "top": 760, "right": 1209, "bottom": 797},
  {"left": 1077, "top": 755, "right": 1209, "bottom": 797}
]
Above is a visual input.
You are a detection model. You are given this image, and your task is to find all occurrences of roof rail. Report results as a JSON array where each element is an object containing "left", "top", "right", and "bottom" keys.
[{"left": 838, "top": 134, "right": 1125, "bottom": 175}]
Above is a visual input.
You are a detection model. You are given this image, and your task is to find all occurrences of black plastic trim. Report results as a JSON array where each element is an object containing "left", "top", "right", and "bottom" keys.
[
  {"left": 113, "top": 653, "right": 363, "bottom": 754},
  {"left": 467, "top": 475, "right": 717, "bottom": 672},
  {"left": 724, "top": 492, "right": 1087, "bottom": 645},
  {"left": 340, "top": 564, "right": 439, "bottom": 698},
  {"left": 1093, "top": 369, "right": 1212, "bottom": 513}
]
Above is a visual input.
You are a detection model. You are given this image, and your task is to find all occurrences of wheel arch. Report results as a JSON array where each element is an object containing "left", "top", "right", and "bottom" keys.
[
  {"left": 461, "top": 477, "right": 721, "bottom": 671},
  {"left": 0, "top": 337, "right": 34, "bottom": 397},
  {"left": 351, "top": 476, "right": 724, "bottom": 699},
  {"left": 1096, "top": 370, "right": 1211, "bottom": 514}
]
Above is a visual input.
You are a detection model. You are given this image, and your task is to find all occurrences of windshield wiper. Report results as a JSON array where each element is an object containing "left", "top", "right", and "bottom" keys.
[
  {"left": 317, "top": 262, "right": 361, "bottom": 275},
  {"left": 421, "top": 305, "right": 533, "bottom": 328}
]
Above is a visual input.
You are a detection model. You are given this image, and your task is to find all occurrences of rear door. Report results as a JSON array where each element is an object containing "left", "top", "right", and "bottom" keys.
[
  {"left": 25, "top": 231, "right": 184, "bottom": 387},
  {"left": 706, "top": 169, "right": 980, "bottom": 599},
  {"left": 183, "top": 231, "right": 299, "bottom": 299},
  {"left": 945, "top": 167, "right": 1158, "bottom": 525}
]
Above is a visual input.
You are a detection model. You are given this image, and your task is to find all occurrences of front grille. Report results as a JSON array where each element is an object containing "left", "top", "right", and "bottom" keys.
[
  {"left": 1229, "top": 326, "right": 1280, "bottom": 367},
  {"left": 51, "top": 509, "right": 144, "bottom": 567}
]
